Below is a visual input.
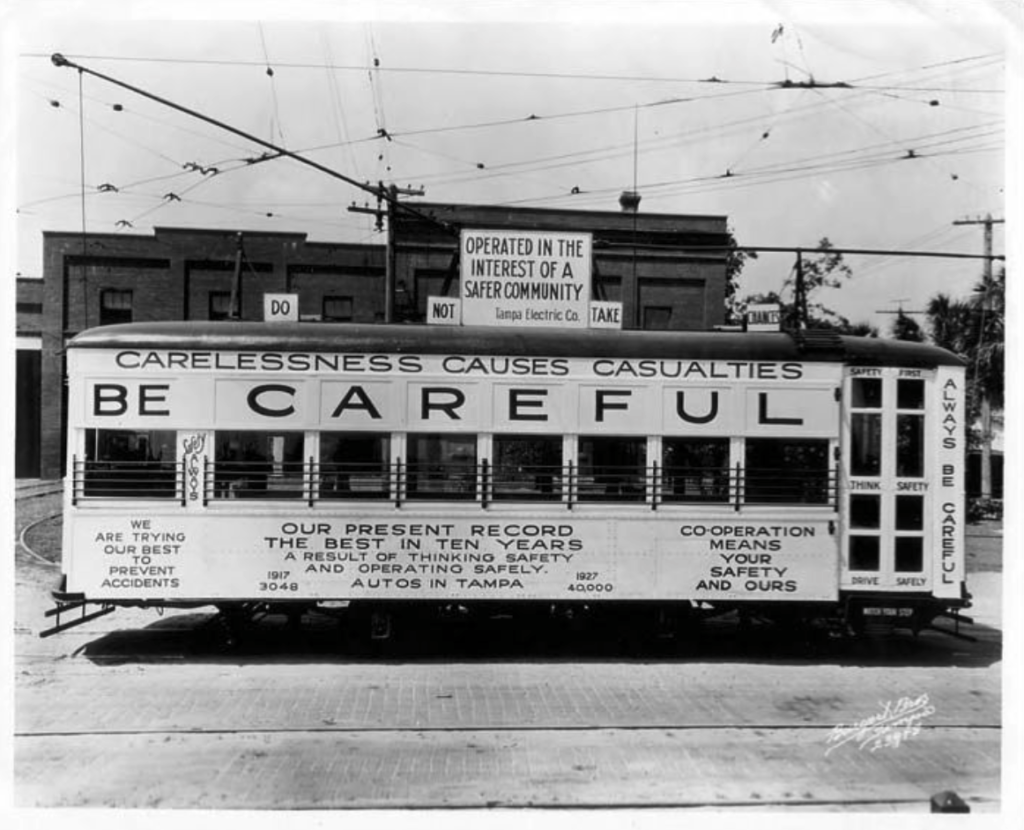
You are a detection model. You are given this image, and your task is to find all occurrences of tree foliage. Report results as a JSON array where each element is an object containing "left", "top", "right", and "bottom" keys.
[
  {"left": 926, "top": 266, "right": 1005, "bottom": 442},
  {"left": 741, "top": 237, "right": 876, "bottom": 335},
  {"left": 890, "top": 311, "right": 925, "bottom": 342},
  {"left": 724, "top": 229, "right": 757, "bottom": 325}
]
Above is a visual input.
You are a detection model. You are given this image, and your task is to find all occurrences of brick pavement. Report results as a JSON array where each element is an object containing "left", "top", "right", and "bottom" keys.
[
  {"left": 17, "top": 644, "right": 1000, "bottom": 734},
  {"left": 16, "top": 727, "right": 999, "bottom": 809}
]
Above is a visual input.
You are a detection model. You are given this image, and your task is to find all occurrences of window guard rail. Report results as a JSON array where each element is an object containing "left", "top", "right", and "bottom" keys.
[
  {"left": 71, "top": 458, "right": 186, "bottom": 506},
  {"left": 73, "top": 456, "right": 839, "bottom": 510}
]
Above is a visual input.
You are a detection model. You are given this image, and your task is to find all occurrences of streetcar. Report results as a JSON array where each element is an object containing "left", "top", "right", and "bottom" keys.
[{"left": 44, "top": 321, "right": 970, "bottom": 641}]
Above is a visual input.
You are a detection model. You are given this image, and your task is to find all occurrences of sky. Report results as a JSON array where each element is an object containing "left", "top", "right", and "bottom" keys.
[{"left": 3, "top": 0, "right": 1020, "bottom": 332}]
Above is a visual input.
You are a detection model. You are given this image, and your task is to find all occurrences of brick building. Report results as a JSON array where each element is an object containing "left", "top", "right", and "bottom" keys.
[
  {"left": 389, "top": 201, "right": 729, "bottom": 329},
  {"left": 33, "top": 226, "right": 386, "bottom": 479},
  {"left": 18, "top": 201, "right": 730, "bottom": 479}
]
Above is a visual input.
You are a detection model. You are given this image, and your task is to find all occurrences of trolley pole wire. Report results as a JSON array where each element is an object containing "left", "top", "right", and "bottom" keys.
[
  {"left": 49, "top": 53, "right": 454, "bottom": 236},
  {"left": 51, "top": 52, "right": 455, "bottom": 326}
]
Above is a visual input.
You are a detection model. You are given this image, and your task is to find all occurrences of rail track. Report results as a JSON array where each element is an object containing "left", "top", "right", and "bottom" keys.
[{"left": 15, "top": 481, "right": 64, "bottom": 500}]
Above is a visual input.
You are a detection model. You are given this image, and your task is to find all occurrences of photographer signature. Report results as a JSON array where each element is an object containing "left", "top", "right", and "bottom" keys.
[{"left": 825, "top": 694, "right": 936, "bottom": 755}]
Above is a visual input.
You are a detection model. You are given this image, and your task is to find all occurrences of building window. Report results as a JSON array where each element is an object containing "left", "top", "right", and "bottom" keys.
[
  {"left": 415, "top": 270, "right": 454, "bottom": 322},
  {"left": 99, "top": 289, "right": 133, "bottom": 326},
  {"left": 209, "top": 291, "right": 232, "bottom": 320},
  {"left": 323, "top": 296, "right": 354, "bottom": 322},
  {"left": 642, "top": 306, "right": 672, "bottom": 331},
  {"left": 594, "top": 276, "right": 622, "bottom": 303}
]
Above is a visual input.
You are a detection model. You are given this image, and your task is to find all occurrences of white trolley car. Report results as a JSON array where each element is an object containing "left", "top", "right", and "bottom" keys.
[{"left": 45, "top": 321, "right": 970, "bottom": 641}]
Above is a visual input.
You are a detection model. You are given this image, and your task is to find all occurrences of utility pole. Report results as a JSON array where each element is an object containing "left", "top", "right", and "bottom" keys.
[
  {"left": 953, "top": 214, "right": 1004, "bottom": 499},
  {"left": 229, "top": 232, "right": 244, "bottom": 320},
  {"left": 794, "top": 250, "right": 805, "bottom": 330},
  {"left": 349, "top": 183, "right": 424, "bottom": 323}
]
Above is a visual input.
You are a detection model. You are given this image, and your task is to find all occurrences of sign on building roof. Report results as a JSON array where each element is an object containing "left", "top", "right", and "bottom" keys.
[
  {"left": 459, "top": 229, "right": 592, "bottom": 328},
  {"left": 746, "top": 303, "right": 781, "bottom": 332}
]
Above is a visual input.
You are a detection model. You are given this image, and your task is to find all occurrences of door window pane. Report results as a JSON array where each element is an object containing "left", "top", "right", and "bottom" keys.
[
  {"left": 849, "top": 536, "right": 880, "bottom": 571},
  {"left": 850, "top": 494, "right": 881, "bottom": 528},
  {"left": 895, "top": 537, "right": 924, "bottom": 572},
  {"left": 896, "top": 414, "right": 925, "bottom": 477},
  {"left": 895, "top": 495, "right": 924, "bottom": 530},
  {"left": 851, "top": 377, "right": 883, "bottom": 408},
  {"left": 851, "top": 413, "right": 882, "bottom": 477},
  {"left": 897, "top": 379, "right": 925, "bottom": 410}
]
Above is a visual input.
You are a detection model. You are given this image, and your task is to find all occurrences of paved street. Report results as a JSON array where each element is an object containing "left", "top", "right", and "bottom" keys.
[{"left": 14, "top": 483, "right": 1003, "bottom": 811}]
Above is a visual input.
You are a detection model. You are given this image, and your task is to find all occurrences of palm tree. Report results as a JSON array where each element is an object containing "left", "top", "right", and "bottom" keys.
[{"left": 926, "top": 267, "right": 1005, "bottom": 498}]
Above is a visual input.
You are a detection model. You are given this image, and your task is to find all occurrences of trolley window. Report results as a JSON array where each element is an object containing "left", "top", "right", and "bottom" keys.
[
  {"left": 81, "top": 428, "right": 178, "bottom": 498},
  {"left": 850, "top": 377, "right": 883, "bottom": 477},
  {"left": 662, "top": 438, "right": 730, "bottom": 503},
  {"left": 214, "top": 430, "right": 304, "bottom": 499},
  {"left": 744, "top": 438, "right": 830, "bottom": 504},
  {"left": 895, "top": 495, "right": 924, "bottom": 530},
  {"left": 850, "top": 494, "right": 881, "bottom": 528},
  {"left": 578, "top": 436, "right": 646, "bottom": 502},
  {"left": 406, "top": 434, "right": 478, "bottom": 500},
  {"left": 849, "top": 536, "right": 880, "bottom": 571},
  {"left": 848, "top": 493, "right": 881, "bottom": 571},
  {"left": 492, "top": 434, "right": 563, "bottom": 501},
  {"left": 895, "top": 537, "right": 924, "bottom": 572},
  {"left": 896, "top": 378, "right": 925, "bottom": 478},
  {"left": 319, "top": 432, "right": 390, "bottom": 499}
]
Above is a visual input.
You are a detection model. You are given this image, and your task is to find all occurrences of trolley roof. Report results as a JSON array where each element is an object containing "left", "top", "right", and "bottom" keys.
[{"left": 67, "top": 322, "right": 964, "bottom": 368}]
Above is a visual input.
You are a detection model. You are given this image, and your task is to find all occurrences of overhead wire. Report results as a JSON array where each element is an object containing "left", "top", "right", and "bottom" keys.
[
  {"left": 390, "top": 59, "right": 1002, "bottom": 193},
  {"left": 21, "top": 73, "right": 259, "bottom": 156},
  {"left": 21, "top": 44, "right": 1004, "bottom": 244},
  {"left": 28, "top": 44, "right": 1000, "bottom": 199},
  {"left": 257, "top": 22, "right": 286, "bottom": 146},
  {"left": 22, "top": 50, "right": 1005, "bottom": 93},
  {"left": 320, "top": 30, "right": 362, "bottom": 180},
  {"left": 474, "top": 53, "right": 1004, "bottom": 206},
  {"left": 505, "top": 135, "right": 1002, "bottom": 209},
  {"left": 364, "top": 24, "right": 391, "bottom": 178}
]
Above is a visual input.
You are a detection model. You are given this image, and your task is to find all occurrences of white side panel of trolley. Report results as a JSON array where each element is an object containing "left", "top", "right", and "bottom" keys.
[{"left": 66, "top": 508, "right": 839, "bottom": 603}]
